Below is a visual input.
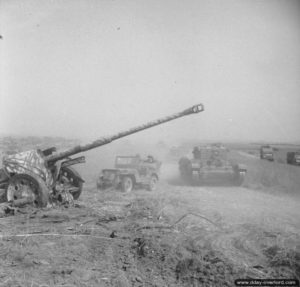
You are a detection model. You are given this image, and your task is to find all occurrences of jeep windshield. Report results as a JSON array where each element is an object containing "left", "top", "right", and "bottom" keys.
[
  {"left": 262, "top": 148, "right": 273, "bottom": 153},
  {"left": 115, "top": 156, "right": 140, "bottom": 168}
]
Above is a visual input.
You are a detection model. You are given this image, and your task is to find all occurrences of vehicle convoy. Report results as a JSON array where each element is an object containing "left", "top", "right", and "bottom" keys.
[
  {"left": 178, "top": 144, "right": 247, "bottom": 185},
  {"left": 97, "top": 155, "right": 161, "bottom": 192},
  {"left": 286, "top": 150, "right": 300, "bottom": 166},
  {"left": 0, "top": 104, "right": 204, "bottom": 207},
  {"left": 260, "top": 145, "right": 274, "bottom": 161}
]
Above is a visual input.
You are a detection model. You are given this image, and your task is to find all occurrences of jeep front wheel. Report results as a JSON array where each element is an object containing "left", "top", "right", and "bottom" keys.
[
  {"left": 121, "top": 176, "right": 133, "bottom": 193},
  {"left": 234, "top": 171, "right": 246, "bottom": 186},
  {"left": 147, "top": 175, "right": 157, "bottom": 191}
]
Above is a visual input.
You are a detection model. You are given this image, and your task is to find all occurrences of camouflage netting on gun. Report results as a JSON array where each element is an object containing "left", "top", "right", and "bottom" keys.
[{"left": 2, "top": 150, "right": 53, "bottom": 187}]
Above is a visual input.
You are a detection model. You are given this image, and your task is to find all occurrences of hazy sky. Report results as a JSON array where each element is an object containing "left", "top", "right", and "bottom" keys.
[{"left": 0, "top": 0, "right": 299, "bottom": 144}]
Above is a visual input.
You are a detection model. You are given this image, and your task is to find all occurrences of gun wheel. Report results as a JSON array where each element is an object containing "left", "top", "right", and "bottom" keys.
[
  {"left": 121, "top": 176, "right": 133, "bottom": 193},
  {"left": 59, "top": 167, "right": 83, "bottom": 200},
  {"left": 6, "top": 172, "right": 49, "bottom": 207}
]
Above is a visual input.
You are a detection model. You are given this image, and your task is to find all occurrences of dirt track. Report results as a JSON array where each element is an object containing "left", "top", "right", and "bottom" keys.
[{"left": 0, "top": 163, "right": 299, "bottom": 286}]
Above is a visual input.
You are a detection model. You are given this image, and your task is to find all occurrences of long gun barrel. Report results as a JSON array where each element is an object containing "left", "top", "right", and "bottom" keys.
[{"left": 46, "top": 104, "right": 204, "bottom": 163}]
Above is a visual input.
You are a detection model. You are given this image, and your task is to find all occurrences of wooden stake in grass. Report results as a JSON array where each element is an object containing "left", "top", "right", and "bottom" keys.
[
  {"left": 0, "top": 233, "right": 124, "bottom": 241},
  {"left": 135, "top": 212, "right": 221, "bottom": 232}
]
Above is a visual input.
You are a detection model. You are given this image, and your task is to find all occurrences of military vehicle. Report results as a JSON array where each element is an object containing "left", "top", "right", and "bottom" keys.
[
  {"left": 178, "top": 144, "right": 247, "bottom": 185},
  {"left": 260, "top": 145, "right": 274, "bottom": 161},
  {"left": 287, "top": 151, "right": 300, "bottom": 166},
  {"left": 97, "top": 155, "right": 161, "bottom": 192},
  {"left": 0, "top": 104, "right": 204, "bottom": 207}
]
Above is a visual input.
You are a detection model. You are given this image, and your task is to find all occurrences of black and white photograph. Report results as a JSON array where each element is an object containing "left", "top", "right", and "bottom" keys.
[{"left": 0, "top": 0, "right": 299, "bottom": 286}]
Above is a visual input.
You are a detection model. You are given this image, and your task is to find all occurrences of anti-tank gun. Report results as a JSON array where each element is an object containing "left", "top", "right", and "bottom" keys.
[{"left": 0, "top": 104, "right": 204, "bottom": 207}]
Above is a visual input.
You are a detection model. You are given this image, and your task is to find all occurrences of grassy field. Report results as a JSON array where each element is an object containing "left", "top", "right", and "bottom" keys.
[
  {"left": 229, "top": 149, "right": 300, "bottom": 196},
  {"left": 0, "top": 179, "right": 299, "bottom": 286}
]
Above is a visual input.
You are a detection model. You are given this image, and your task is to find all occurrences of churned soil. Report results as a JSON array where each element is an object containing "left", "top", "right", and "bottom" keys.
[{"left": 0, "top": 169, "right": 299, "bottom": 286}]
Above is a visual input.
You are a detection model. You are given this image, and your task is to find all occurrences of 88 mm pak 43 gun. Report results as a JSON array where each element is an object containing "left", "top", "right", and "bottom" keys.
[{"left": 0, "top": 104, "right": 204, "bottom": 207}]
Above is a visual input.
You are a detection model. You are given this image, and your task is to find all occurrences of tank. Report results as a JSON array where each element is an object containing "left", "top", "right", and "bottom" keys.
[
  {"left": 0, "top": 104, "right": 204, "bottom": 207},
  {"left": 178, "top": 143, "right": 247, "bottom": 186}
]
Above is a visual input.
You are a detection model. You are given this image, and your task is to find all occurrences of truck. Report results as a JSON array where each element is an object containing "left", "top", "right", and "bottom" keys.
[
  {"left": 260, "top": 145, "right": 274, "bottom": 161},
  {"left": 286, "top": 151, "right": 300, "bottom": 166}
]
